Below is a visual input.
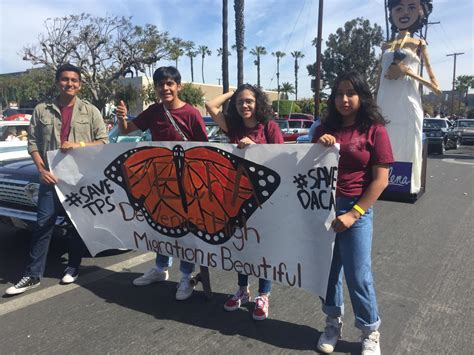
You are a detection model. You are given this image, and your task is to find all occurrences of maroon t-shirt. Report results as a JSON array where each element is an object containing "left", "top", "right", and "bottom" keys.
[
  {"left": 59, "top": 105, "right": 73, "bottom": 144},
  {"left": 312, "top": 123, "right": 394, "bottom": 197},
  {"left": 227, "top": 120, "right": 284, "bottom": 144},
  {"left": 133, "top": 102, "right": 208, "bottom": 142}
]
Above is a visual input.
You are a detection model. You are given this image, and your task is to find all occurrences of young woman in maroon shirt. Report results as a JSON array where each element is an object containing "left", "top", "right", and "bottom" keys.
[
  {"left": 205, "top": 84, "right": 283, "bottom": 320},
  {"left": 312, "top": 71, "right": 394, "bottom": 355}
]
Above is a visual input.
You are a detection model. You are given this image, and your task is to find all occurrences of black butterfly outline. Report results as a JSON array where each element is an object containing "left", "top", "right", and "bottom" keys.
[{"left": 104, "top": 145, "right": 281, "bottom": 245}]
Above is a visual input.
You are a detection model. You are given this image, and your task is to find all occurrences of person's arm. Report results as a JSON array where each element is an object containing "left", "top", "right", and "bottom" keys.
[
  {"left": 205, "top": 91, "right": 234, "bottom": 132},
  {"left": 116, "top": 100, "right": 139, "bottom": 134},
  {"left": 30, "top": 150, "right": 58, "bottom": 185},
  {"left": 331, "top": 165, "right": 389, "bottom": 233}
]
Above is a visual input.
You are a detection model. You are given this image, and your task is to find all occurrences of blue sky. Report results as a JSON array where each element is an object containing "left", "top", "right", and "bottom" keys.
[{"left": 0, "top": 0, "right": 472, "bottom": 99}]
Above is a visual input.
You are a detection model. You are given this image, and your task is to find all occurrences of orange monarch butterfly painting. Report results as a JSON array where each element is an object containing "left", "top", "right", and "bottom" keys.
[{"left": 104, "top": 145, "right": 281, "bottom": 245}]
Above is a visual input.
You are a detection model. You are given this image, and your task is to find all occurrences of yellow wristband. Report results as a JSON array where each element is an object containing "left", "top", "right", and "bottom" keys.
[
  {"left": 353, "top": 204, "right": 365, "bottom": 216},
  {"left": 79, "top": 141, "right": 86, "bottom": 148}
]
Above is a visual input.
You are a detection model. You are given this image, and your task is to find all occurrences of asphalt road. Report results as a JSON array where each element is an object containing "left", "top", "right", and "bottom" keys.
[{"left": 1, "top": 145, "right": 473, "bottom": 354}]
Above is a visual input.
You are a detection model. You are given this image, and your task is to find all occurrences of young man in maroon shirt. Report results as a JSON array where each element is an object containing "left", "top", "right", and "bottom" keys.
[{"left": 116, "top": 66, "right": 208, "bottom": 301}]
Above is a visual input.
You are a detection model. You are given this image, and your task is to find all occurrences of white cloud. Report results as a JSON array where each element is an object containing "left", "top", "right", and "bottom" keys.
[{"left": 0, "top": 0, "right": 472, "bottom": 99}]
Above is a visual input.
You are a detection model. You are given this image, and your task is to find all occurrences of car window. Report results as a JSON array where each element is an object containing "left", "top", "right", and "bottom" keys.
[
  {"left": 288, "top": 121, "right": 302, "bottom": 129},
  {"left": 303, "top": 121, "right": 313, "bottom": 129},
  {"left": 276, "top": 120, "right": 288, "bottom": 130},
  {"left": 459, "top": 120, "right": 474, "bottom": 128},
  {"left": 423, "top": 119, "right": 447, "bottom": 129}
]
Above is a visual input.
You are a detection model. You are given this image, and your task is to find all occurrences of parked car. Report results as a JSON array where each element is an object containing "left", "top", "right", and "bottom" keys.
[
  {"left": 0, "top": 120, "right": 149, "bottom": 231},
  {"left": 449, "top": 119, "right": 474, "bottom": 145},
  {"left": 0, "top": 120, "right": 30, "bottom": 142},
  {"left": 296, "top": 118, "right": 321, "bottom": 143},
  {"left": 422, "top": 118, "right": 456, "bottom": 154},
  {"left": 276, "top": 117, "right": 314, "bottom": 142},
  {"left": 2, "top": 108, "right": 34, "bottom": 121},
  {"left": 284, "top": 113, "right": 314, "bottom": 120}
]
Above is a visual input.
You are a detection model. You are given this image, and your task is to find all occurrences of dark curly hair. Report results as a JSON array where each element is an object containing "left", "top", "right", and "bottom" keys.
[
  {"left": 324, "top": 71, "right": 388, "bottom": 132},
  {"left": 388, "top": 0, "right": 433, "bottom": 39},
  {"left": 225, "top": 84, "right": 274, "bottom": 134}
]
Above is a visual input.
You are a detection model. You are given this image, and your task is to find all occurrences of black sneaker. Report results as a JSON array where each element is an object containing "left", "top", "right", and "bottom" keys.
[{"left": 5, "top": 276, "right": 40, "bottom": 295}]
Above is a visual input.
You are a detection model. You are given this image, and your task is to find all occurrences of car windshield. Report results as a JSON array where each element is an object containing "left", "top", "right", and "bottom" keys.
[
  {"left": 276, "top": 120, "right": 288, "bottom": 130},
  {"left": 459, "top": 120, "right": 474, "bottom": 128},
  {"left": 288, "top": 121, "right": 302, "bottom": 129},
  {"left": 423, "top": 119, "right": 447, "bottom": 129}
]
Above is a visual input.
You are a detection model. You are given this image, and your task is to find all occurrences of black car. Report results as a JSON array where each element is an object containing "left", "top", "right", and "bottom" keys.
[{"left": 422, "top": 118, "right": 456, "bottom": 154}]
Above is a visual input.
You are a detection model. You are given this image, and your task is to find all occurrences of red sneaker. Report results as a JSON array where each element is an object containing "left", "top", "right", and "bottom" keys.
[
  {"left": 224, "top": 289, "right": 251, "bottom": 311},
  {"left": 252, "top": 294, "right": 269, "bottom": 320}
]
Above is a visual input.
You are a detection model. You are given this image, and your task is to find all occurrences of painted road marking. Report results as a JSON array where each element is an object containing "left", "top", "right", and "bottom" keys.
[
  {"left": 442, "top": 158, "right": 474, "bottom": 166},
  {"left": 0, "top": 252, "right": 155, "bottom": 317}
]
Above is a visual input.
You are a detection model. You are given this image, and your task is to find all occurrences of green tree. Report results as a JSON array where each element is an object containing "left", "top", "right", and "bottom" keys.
[
  {"left": 272, "top": 100, "right": 301, "bottom": 116},
  {"left": 234, "top": 0, "right": 245, "bottom": 86},
  {"left": 0, "top": 68, "right": 56, "bottom": 107},
  {"left": 197, "top": 45, "right": 212, "bottom": 83},
  {"left": 280, "top": 82, "right": 295, "bottom": 100},
  {"left": 456, "top": 75, "right": 474, "bottom": 110},
  {"left": 178, "top": 83, "right": 205, "bottom": 107},
  {"left": 22, "top": 14, "right": 172, "bottom": 111},
  {"left": 307, "top": 17, "right": 383, "bottom": 91},
  {"left": 291, "top": 51, "right": 305, "bottom": 100},
  {"left": 250, "top": 46, "right": 267, "bottom": 88}
]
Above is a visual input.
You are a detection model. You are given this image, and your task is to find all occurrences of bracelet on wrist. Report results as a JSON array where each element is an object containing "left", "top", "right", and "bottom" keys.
[{"left": 352, "top": 204, "right": 365, "bottom": 216}]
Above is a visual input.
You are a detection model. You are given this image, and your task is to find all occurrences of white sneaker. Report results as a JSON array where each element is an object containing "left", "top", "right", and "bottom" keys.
[
  {"left": 132, "top": 268, "right": 168, "bottom": 286},
  {"left": 61, "top": 267, "right": 79, "bottom": 284},
  {"left": 316, "top": 316, "right": 343, "bottom": 353},
  {"left": 361, "top": 330, "right": 381, "bottom": 355},
  {"left": 175, "top": 275, "right": 194, "bottom": 301}
]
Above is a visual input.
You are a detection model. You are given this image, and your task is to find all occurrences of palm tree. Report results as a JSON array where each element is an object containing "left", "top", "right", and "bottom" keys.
[
  {"left": 250, "top": 46, "right": 267, "bottom": 88},
  {"left": 272, "top": 51, "right": 286, "bottom": 114},
  {"left": 291, "top": 51, "right": 305, "bottom": 100},
  {"left": 197, "top": 45, "right": 212, "bottom": 83},
  {"left": 234, "top": 0, "right": 245, "bottom": 86},
  {"left": 280, "top": 82, "right": 295, "bottom": 100},
  {"left": 184, "top": 41, "right": 197, "bottom": 82},
  {"left": 169, "top": 37, "right": 185, "bottom": 69},
  {"left": 222, "top": 0, "right": 230, "bottom": 93}
]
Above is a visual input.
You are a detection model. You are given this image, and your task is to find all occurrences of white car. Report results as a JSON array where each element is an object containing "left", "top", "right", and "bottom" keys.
[{"left": 0, "top": 121, "right": 29, "bottom": 161}]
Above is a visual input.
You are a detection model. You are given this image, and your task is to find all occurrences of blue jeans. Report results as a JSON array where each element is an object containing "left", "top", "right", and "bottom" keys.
[
  {"left": 238, "top": 274, "right": 272, "bottom": 294},
  {"left": 322, "top": 196, "right": 381, "bottom": 331},
  {"left": 155, "top": 254, "right": 195, "bottom": 275},
  {"left": 25, "top": 184, "right": 86, "bottom": 278}
]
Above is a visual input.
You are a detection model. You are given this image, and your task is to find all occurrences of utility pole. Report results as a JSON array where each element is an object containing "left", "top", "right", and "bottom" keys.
[
  {"left": 446, "top": 52, "right": 464, "bottom": 116},
  {"left": 419, "top": 21, "right": 440, "bottom": 93},
  {"left": 314, "top": 0, "right": 323, "bottom": 118}
]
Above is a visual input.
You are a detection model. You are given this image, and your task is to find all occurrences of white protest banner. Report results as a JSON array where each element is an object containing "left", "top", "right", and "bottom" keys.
[{"left": 48, "top": 142, "right": 338, "bottom": 298}]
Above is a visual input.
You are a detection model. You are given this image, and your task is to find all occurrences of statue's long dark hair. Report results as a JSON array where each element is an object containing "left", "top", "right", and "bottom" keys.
[{"left": 324, "top": 71, "right": 388, "bottom": 132}]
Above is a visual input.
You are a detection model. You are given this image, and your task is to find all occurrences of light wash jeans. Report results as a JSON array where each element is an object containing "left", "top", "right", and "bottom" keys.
[
  {"left": 155, "top": 254, "right": 195, "bottom": 275},
  {"left": 322, "top": 196, "right": 381, "bottom": 331}
]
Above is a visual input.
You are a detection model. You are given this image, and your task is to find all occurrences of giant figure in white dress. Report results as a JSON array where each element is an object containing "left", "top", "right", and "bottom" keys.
[{"left": 377, "top": 0, "right": 440, "bottom": 194}]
